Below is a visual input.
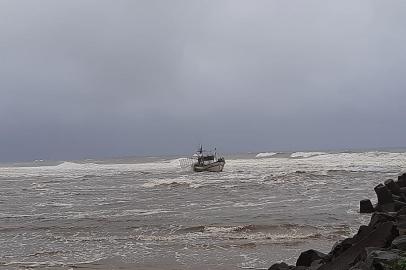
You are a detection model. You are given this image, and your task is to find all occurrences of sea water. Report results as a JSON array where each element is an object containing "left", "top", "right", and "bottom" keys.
[{"left": 1, "top": 151, "right": 406, "bottom": 269}]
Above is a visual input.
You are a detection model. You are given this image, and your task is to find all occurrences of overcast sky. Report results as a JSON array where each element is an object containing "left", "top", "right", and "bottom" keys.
[{"left": 1, "top": 1, "right": 405, "bottom": 161}]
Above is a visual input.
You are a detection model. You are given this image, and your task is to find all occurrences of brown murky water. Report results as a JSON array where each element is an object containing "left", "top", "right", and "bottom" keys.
[{"left": 1, "top": 151, "right": 405, "bottom": 269}]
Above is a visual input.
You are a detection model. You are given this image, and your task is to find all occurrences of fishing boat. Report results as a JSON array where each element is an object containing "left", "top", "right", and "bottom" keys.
[
  {"left": 193, "top": 146, "right": 225, "bottom": 172},
  {"left": 179, "top": 146, "right": 225, "bottom": 172}
]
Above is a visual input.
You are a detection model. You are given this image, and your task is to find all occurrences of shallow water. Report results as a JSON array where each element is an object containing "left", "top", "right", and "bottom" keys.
[{"left": 1, "top": 151, "right": 406, "bottom": 269}]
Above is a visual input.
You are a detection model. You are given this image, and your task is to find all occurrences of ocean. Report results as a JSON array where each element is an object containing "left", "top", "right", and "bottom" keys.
[{"left": 1, "top": 151, "right": 406, "bottom": 270}]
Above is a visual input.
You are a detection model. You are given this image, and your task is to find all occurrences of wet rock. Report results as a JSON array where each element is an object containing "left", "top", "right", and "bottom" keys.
[
  {"left": 391, "top": 235, "right": 406, "bottom": 250},
  {"left": 385, "top": 179, "right": 401, "bottom": 195},
  {"left": 394, "top": 200, "right": 406, "bottom": 211},
  {"left": 365, "top": 248, "right": 404, "bottom": 269},
  {"left": 393, "top": 194, "right": 406, "bottom": 203},
  {"left": 329, "top": 225, "right": 374, "bottom": 260},
  {"left": 368, "top": 212, "right": 396, "bottom": 228},
  {"left": 353, "top": 225, "right": 374, "bottom": 242},
  {"left": 268, "top": 262, "right": 293, "bottom": 270},
  {"left": 360, "top": 199, "right": 374, "bottom": 213},
  {"left": 308, "top": 259, "right": 324, "bottom": 270},
  {"left": 375, "top": 202, "right": 395, "bottom": 213},
  {"left": 330, "top": 225, "right": 372, "bottom": 259},
  {"left": 349, "top": 261, "right": 369, "bottom": 270},
  {"left": 318, "top": 221, "right": 398, "bottom": 270},
  {"left": 398, "top": 173, "right": 406, "bottom": 187},
  {"left": 397, "top": 214, "right": 406, "bottom": 235},
  {"left": 296, "top": 249, "right": 327, "bottom": 267},
  {"left": 330, "top": 238, "right": 354, "bottom": 259},
  {"left": 397, "top": 208, "right": 406, "bottom": 216},
  {"left": 374, "top": 184, "right": 394, "bottom": 205}
]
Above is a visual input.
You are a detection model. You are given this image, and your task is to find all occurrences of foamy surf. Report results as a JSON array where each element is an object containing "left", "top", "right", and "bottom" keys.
[
  {"left": 138, "top": 223, "right": 351, "bottom": 244},
  {"left": 290, "top": 152, "right": 327, "bottom": 158},
  {"left": 2, "top": 150, "right": 406, "bottom": 269},
  {"left": 256, "top": 152, "right": 277, "bottom": 158}
]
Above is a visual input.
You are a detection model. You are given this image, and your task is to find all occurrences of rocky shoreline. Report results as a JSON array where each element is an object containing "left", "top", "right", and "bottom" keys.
[{"left": 268, "top": 173, "right": 406, "bottom": 270}]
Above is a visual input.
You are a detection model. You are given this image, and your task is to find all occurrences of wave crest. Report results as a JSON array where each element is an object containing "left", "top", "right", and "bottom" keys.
[
  {"left": 256, "top": 152, "right": 277, "bottom": 158},
  {"left": 290, "top": 152, "right": 327, "bottom": 158}
]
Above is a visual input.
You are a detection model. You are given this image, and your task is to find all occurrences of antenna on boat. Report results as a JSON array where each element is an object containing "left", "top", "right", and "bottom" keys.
[{"left": 199, "top": 144, "right": 203, "bottom": 154}]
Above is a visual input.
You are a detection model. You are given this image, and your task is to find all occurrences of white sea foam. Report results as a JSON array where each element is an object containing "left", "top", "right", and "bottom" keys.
[
  {"left": 224, "top": 151, "right": 406, "bottom": 177},
  {"left": 1, "top": 151, "right": 405, "bottom": 181},
  {"left": 290, "top": 152, "right": 327, "bottom": 158},
  {"left": 0, "top": 158, "right": 183, "bottom": 178},
  {"left": 55, "top": 161, "right": 96, "bottom": 168},
  {"left": 138, "top": 224, "right": 347, "bottom": 244},
  {"left": 255, "top": 152, "right": 277, "bottom": 158}
]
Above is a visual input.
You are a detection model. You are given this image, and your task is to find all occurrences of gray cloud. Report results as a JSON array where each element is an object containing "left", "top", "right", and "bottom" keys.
[{"left": 0, "top": 1, "right": 405, "bottom": 161}]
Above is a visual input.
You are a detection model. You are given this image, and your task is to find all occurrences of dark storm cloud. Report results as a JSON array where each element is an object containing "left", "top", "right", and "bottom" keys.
[{"left": 0, "top": 1, "right": 405, "bottom": 161}]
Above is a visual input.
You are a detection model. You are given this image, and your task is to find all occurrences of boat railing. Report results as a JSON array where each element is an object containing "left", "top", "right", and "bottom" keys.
[{"left": 178, "top": 157, "right": 196, "bottom": 169}]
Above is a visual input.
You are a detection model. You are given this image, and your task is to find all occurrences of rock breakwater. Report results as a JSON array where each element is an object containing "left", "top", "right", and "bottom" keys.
[{"left": 269, "top": 173, "right": 406, "bottom": 270}]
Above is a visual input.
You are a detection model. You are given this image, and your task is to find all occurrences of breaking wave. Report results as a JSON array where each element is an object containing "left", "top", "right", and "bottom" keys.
[
  {"left": 290, "top": 152, "right": 327, "bottom": 158},
  {"left": 256, "top": 152, "right": 277, "bottom": 158},
  {"left": 176, "top": 223, "right": 349, "bottom": 234},
  {"left": 139, "top": 223, "right": 352, "bottom": 244},
  {"left": 55, "top": 161, "right": 93, "bottom": 168}
]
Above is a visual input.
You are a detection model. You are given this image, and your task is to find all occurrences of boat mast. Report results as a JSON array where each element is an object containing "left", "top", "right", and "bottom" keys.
[{"left": 198, "top": 145, "right": 203, "bottom": 165}]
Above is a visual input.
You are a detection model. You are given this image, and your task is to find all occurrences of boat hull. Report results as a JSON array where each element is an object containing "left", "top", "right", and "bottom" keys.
[{"left": 193, "top": 161, "right": 225, "bottom": 172}]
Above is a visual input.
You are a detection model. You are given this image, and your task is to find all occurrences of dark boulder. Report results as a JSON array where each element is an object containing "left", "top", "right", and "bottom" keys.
[
  {"left": 365, "top": 248, "right": 404, "bottom": 269},
  {"left": 309, "top": 260, "right": 323, "bottom": 270},
  {"left": 394, "top": 200, "right": 406, "bottom": 211},
  {"left": 398, "top": 173, "right": 406, "bottom": 187},
  {"left": 393, "top": 192, "right": 406, "bottom": 202},
  {"left": 375, "top": 202, "right": 395, "bottom": 213},
  {"left": 360, "top": 199, "right": 374, "bottom": 213},
  {"left": 296, "top": 249, "right": 327, "bottom": 267},
  {"left": 385, "top": 179, "right": 401, "bottom": 195},
  {"left": 374, "top": 184, "right": 393, "bottom": 205},
  {"left": 393, "top": 194, "right": 402, "bottom": 201},
  {"left": 396, "top": 214, "right": 406, "bottom": 235},
  {"left": 353, "top": 225, "right": 374, "bottom": 242},
  {"left": 349, "top": 261, "right": 369, "bottom": 270},
  {"left": 329, "top": 225, "right": 373, "bottom": 259},
  {"left": 329, "top": 238, "right": 354, "bottom": 259},
  {"left": 392, "top": 194, "right": 406, "bottom": 204},
  {"left": 368, "top": 212, "right": 396, "bottom": 228},
  {"left": 397, "top": 207, "right": 406, "bottom": 216},
  {"left": 391, "top": 235, "right": 406, "bottom": 250},
  {"left": 268, "top": 262, "right": 292, "bottom": 270},
  {"left": 318, "top": 221, "right": 398, "bottom": 270}
]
